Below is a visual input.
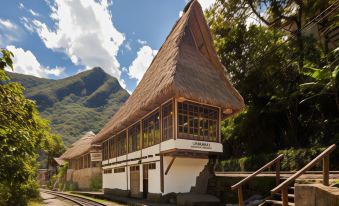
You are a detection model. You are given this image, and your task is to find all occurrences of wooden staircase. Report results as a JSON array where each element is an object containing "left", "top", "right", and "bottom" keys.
[
  {"left": 259, "top": 186, "right": 295, "bottom": 206},
  {"left": 231, "top": 144, "right": 336, "bottom": 206}
]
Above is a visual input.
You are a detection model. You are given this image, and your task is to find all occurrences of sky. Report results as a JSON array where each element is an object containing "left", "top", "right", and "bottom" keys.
[{"left": 0, "top": 0, "right": 215, "bottom": 93}]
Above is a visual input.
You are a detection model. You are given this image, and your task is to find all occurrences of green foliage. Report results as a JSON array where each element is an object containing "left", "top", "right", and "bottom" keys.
[
  {"left": 218, "top": 147, "right": 325, "bottom": 171},
  {"left": 47, "top": 175, "right": 57, "bottom": 190},
  {"left": 10, "top": 67, "right": 129, "bottom": 146},
  {"left": 89, "top": 175, "right": 102, "bottom": 191},
  {"left": 207, "top": 0, "right": 339, "bottom": 165},
  {"left": 0, "top": 48, "right": 63, "bottom": 205}
]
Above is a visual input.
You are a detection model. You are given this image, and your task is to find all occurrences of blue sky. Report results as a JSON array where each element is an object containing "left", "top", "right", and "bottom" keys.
[{"left": 0, "top": 0, "right": 214, "bottom": 93}]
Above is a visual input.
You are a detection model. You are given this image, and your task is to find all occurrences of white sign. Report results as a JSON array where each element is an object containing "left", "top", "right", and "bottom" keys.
[
  {"left": 90, "top": 153, "right": 102, "bottom": 161},
  {"left": 190, "top": 141, "right": 212, "bottom": 150}
]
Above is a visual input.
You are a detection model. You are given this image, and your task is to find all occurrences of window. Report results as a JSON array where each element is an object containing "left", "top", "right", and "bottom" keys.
[
  {"left": 178, "top": 101, "right": 219, "bottom": 142},
  {"left": 143, "top": 111, "right": 160, "bottom": 148},
  {"left": 103, "top": 141, "right": 108, "bottom": 160},
  {"left": 162, "top": 101, "right": 173, "bottom": 141},
  {"left": 116, "top": 131, "right": 127, "bottom": 156},
  {"left": 114, "top": 167, "right": 125, "bottom": 173},
  {"left": 128, "top": 123, "right": 141, "bottom": 152},
  {"left": 83, "top": 154, "right": 90, "bottom": 168},
  {"left": 109, "top": 138, "right": 115, "bottom": 159},
  {"left": 145, "top": 163, "right": 156, "bottom": 170},
  {"left": 91, "top": 161, "right": 101, "bottom": 168},
  {"left": 104, "top": 169, "right": 112, "bottom": 174},
  {"left": 130, "top": 165, "right": 139, "bottom": 171}
]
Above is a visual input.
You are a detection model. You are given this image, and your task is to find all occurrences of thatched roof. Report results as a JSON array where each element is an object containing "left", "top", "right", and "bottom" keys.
[
  {"left": 93, "top": 0, "right": 244, "bottom": 144},
  {"left": 60, "top": 131, "right": 96, "bottom": 160},
  {"left": 53, "top": 157, "right": 66, "bottom": 166}
]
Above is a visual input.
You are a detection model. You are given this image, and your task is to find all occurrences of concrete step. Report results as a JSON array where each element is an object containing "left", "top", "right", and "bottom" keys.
[{"left": 265, "top": 199, "right": 295, "bottom": 206}]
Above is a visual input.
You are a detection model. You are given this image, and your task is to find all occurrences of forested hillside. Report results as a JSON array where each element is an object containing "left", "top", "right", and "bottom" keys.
[
  {"left": 206, "top": 0, "right": 338, "bottom": 170},
  {"left": 9, "top": 67, "right": 129, "bottom": 145}
]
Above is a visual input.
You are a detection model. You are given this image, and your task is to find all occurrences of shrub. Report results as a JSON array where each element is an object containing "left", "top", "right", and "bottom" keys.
[
  {"left": 217, "top": 147, "right": 326, "bottom": 171},
  {"left": 89, "top": 176, "right": 102, "bottom": 191}
]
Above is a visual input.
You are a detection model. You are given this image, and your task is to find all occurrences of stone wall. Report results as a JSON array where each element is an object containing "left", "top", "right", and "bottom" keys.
[
  {"left": 66, "top": 167, "right": 101, "bottom": 190},
  {"left": 295, "top": 184, "right": 339, "bottom": 206}
]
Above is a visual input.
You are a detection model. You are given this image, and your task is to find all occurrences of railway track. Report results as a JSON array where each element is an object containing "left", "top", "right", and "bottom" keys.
[{"left": 41, "top": 189, "right": 107, "bottom": 206}]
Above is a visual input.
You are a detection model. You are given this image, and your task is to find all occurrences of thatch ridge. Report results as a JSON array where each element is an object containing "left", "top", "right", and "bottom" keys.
[{"left": 93, "top": 0, "right": 244, "bottom": 144}]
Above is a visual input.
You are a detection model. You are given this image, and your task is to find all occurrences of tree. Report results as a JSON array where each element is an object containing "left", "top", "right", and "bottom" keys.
[
  {"left": 0, "top": 48, "right": 64, "bottom": 206},
  {"left": 206, "top": 0, "right": 338, "bottom": 161}
]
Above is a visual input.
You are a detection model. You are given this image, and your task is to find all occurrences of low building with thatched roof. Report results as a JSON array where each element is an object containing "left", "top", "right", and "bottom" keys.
[
  {"left": 59, "top": 131, "right": 102, "bottom": 190},
  {"left": 92, "top": 0, "right": 244, "bottom": 200}
]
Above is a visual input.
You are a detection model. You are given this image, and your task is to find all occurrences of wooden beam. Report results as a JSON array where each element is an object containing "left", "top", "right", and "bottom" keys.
[
  {"left": 160, "top": 155, "right": 164, "bottom": 193},
  {"left": 165, "top": 157, "right": 176, "bottom": 175}
]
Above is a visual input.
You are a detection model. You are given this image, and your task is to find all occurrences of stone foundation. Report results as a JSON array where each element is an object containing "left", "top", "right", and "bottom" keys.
[
  {"left": 295, "top": 184, "right": 339, "bottom": 206},
  {"left": 104, "top": 188, "right": 130, "bottom": 197}
]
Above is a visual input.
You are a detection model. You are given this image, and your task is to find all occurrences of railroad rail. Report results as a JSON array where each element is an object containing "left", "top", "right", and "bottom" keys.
[{"left": 41, "top": 189, "right": 107, "bottom": 206}]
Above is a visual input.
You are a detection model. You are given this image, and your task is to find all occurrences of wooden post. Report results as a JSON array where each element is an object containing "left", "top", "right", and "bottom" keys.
[
  {"left": 282, "top": 186, "right": 288, "bottom": 206},
  {"left": 275, "top": 159, "right": 280, "bottom": 186},
  {"left": 237, "top": 186, "right": 244, "bottom": 206},
  {"left": 323, "top": 154, "right": 329, "bottom": 186},
  {"left": 160, "top": 155, "right": 164, "bottom": 193}
]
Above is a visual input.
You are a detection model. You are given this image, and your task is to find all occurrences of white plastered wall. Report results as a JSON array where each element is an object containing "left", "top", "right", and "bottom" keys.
[
  {"left": 103, "top": 171, "right": 127, "bottom": 190},
  {"left": 163, "top": 157, "right": 208, "bottom": 194},
  {"left": 148, "top": 161, "right": 161, "bottom": 193}
]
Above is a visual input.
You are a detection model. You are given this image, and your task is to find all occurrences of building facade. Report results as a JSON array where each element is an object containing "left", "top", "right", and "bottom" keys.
[
  {"left": 60, "top": 131, "right": 102, "bottom": 190},
  {"left": 93, "top": 0, "right": 245, "bottom": 200}
]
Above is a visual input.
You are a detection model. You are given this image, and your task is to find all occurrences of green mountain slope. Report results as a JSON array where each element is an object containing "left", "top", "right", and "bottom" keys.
[{"left": 9, "top": 67, "right": 129, "bottom": 145}]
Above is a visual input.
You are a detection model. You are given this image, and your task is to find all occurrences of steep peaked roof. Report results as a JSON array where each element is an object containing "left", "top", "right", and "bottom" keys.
[
  {"left": 60, "top": 131, "right": 96, "bottom": 160},
  {"left": 93, "top": 0, "right": 244, "bottom": 144}
]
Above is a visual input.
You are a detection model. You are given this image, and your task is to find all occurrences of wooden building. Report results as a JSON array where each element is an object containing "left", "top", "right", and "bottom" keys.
[
  {"left": 60, "top": 131, "right": 102, "bottom": 190},
  {"left": 92, "top": 0, "right": 244, "bottom": 200}
]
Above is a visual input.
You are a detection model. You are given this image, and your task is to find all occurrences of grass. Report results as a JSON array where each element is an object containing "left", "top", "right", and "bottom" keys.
[{"left": 28, "top": 200, "right": 43, "bottom": 206}]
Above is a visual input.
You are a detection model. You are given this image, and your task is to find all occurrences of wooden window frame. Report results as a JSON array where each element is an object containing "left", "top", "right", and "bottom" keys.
[{"left": 177, "top": 101, "right": 220, "bottom": 142}]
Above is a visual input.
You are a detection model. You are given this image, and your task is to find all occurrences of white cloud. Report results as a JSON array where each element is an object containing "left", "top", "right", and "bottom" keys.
[
  {"left": 183, "top": 0, "right": 215, "bottom": 10},
  {"left": 6, "top": 45, "right": 64, "bottom": 78},
  {"left": 0, "top": 19, "right": 17, "bottom": 30},
  {"left": 20, "top": 17, "right": 34, "bottom": 33},
  {"left": 179, "top": 11, "right": 184, "bottom": 17},
  {"left": 246, "top": 14, "right": 261, "bottom": 27},
  {"left": 125, "top": 41, "right": 132, "bottom": 51},
  {"left": 19, "top": 3, "right": 25, "bottom": 9},
  {"left": 31, "top": 0, "right": 125, "bottom": 86},
  {"left": 198, "top": 0, "right": 215, "bottom": 10},
  {"left": 29, "top": 9, "right": 40, "bottom": 17},
  {"left": 137, "top": 39, "right": 147, "bottom": 45},
  {"left": 128, "top": 45, "right": 157, "bottom": 83},
  {"left": 0, "top": 19, "right": 21, "bottom": 47}
]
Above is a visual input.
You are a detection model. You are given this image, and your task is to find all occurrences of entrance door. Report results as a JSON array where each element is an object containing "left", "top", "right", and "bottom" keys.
[
  {"left": 143, "top": 164, "right": 149, "bottom": 198},
  {"left": 130, "top": 165, "right": 140, "bottom": 197}
]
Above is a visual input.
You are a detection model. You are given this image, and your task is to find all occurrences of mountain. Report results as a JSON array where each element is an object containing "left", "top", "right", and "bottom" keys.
[{"left": 9, "top": 67, "right": 129, "bottom": 145}]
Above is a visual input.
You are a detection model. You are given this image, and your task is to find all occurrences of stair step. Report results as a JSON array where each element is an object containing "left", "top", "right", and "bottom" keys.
[
  {"left": 275, "top": 193, "right": 295, "bottom": 199},
  {"left": 266, "top": 199, "right": 295, "bottom": 206},
  {"left": 258, "top": 202, "right": 266, "bottom": 206}
]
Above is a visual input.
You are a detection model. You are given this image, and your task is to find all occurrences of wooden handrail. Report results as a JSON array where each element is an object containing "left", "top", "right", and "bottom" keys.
[
  {"left": 271, "top": 144, "right": 336, "bottom": 194},
  {"left": 231, "top": 154, "right": 284, "bottom": 190},
  {"left": 231, "top": 154, "right": 283, "bottom": 206}
]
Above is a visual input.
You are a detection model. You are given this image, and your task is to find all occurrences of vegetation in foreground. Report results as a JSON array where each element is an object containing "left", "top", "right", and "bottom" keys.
[
  {"left": 0, "top": 49, "right": 65, "bottom": 206},
  {"left": 206, "top": 0, "right": 338, "bottom": 170}
]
